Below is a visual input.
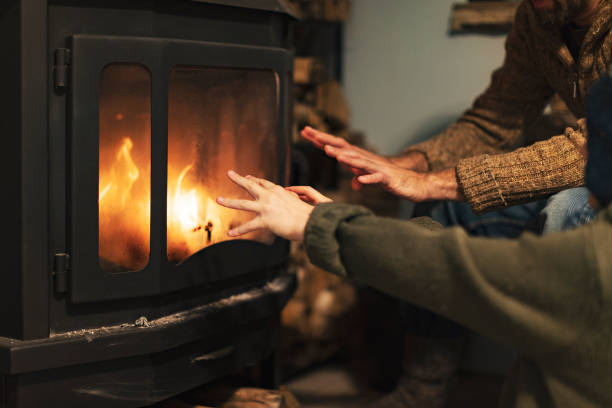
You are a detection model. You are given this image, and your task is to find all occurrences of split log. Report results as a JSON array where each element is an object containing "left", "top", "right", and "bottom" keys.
[
  {"left": 294, "top": 57, "right": 326, "bottom": 85},
  {"left": 288, "top": 0, "right": 351, "bottom": 21},
  {"left": 293, "top": 102, "right": 329, "bottom": 133},
  {"left": 322, "top": 0, "right": 351, "bottom": 21},
  {"left": 281, "top": 242, "right": 358, "bottom": 374},
  {"left": 315, "top": 81, "right": 350, "bottom": 128},
  {"left": 450, "top": 1, "right": 520, "bottom": 34}
]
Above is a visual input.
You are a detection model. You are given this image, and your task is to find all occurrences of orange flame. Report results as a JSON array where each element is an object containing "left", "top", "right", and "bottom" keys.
[
  {"left": 98, "top": 137, "right": 150, "bottom": 272},
  {"left": 166, "top": 163, "right": 225, "bottom": 259},
  {"left": 99, "top": 137, "right": 262, "bottom": 270},
  {"left": 99, "top": 138, "right": 140, "bottom": 205}
]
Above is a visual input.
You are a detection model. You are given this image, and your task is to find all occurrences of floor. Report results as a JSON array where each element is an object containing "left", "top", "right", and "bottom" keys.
[
  {"left": 152, "top": 358, "right": 504, "bottom": 407},
  {"left": 285, "top": 363, "right": 379, "bottom": 408},
  {"left": 285, "top": 361, "right": 505, "bottom": 408}
]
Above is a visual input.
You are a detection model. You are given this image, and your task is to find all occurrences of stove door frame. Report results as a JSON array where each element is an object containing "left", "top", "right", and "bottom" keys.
[{"left": 70, "top": 34, "right": 291, "bottom": 304}]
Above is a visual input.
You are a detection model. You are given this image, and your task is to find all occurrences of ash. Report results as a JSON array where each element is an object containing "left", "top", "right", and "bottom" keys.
[{"left": 50, "top": 276, "right": 289, "bottom": 340}]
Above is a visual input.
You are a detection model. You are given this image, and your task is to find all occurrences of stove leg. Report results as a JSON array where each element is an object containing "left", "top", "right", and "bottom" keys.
[
  {"left": 259, "top": 327, "right": 282, "bottom": 389},
  {"left": 0, "top": 376, "right": 5, "bottom": 408}
]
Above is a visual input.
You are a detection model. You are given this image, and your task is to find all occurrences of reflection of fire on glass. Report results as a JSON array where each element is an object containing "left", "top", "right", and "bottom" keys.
[
  {"left": 98, "top": 64, "right": 279, "bottom": 272},
  {"left": 98, "top": 64, "right": 151, "bottom": 273},
  {"left": 166, "top": 66, "right": 279, "bottom": 264}
]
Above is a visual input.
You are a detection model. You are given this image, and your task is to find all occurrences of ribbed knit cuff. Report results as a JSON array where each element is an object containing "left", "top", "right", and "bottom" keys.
[
  {"left": 304, "top": 203, "right": 373, "bottom": 277},
  {"left": 456, "top": 154, "right": 507, "bottom": 214}
]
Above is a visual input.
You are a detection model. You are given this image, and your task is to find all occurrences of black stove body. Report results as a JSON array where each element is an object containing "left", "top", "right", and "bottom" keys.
[{"left": 0, "top": 1, "right": 296, "bottom": 406}]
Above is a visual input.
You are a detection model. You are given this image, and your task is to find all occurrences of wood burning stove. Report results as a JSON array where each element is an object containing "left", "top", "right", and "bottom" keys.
[{"left": 0, "top": 1, "right": 296, "bottom": 406}]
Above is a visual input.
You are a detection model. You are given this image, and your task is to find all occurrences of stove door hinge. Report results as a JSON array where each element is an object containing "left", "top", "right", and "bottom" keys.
[
  {"left": 52, "top": 253, "right": 70, "bottom": 294},
  {"left": 53, "top": 48, "right": 71, "bottom": 90}
]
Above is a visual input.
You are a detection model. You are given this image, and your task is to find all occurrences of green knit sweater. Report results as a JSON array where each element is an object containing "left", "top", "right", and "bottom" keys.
[{"left": 304, "top": 202, "right": 612, "bottom": 408}]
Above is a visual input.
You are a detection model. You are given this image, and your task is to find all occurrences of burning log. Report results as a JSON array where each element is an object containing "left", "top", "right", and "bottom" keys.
[{"left": 205, "top": 221, "right": 214, "bottom": 244}]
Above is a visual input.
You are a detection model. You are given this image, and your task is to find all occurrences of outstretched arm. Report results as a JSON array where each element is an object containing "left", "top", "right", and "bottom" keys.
[
  {"left": 302, "top": 202, "right": 603, "bottom": 364},
  {"left": 301, "top": 127, "right": 465, "bottom": 202},
  {"left": 300, "top": 3, "right": 590, "bottom": 213},
  {"left": 217, "top": 171, "right": 604, "bottom": 364}
]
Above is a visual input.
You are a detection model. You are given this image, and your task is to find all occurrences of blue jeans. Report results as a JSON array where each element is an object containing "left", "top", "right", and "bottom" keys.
[
  {"left": 541, "top": 187, "right": 598, "bottom": 234},
  {"left": 432, "top": 187, "right": 596, "bottom": 237},
  {"left": 431, "top": 198, "right": 546, "bottom": 238}
]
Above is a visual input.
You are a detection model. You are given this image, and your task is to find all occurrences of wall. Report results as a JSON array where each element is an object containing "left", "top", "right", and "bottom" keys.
[
  {"left": 343, "top": 1, "right": 517, "bottom": 374},
  {"left": 343, "top": 0, "right": 507, "bottom": 155}
]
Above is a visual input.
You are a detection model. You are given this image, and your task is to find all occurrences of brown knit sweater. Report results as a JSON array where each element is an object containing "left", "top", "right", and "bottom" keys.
[{"left": 407, "top": 0, "right": 612, "bottom": 213}]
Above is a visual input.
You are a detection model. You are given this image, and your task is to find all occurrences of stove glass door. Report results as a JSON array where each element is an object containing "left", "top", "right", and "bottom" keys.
[
  {"left": 69, "top": 34, "right": 291, "bottom": 303},
  {"left": 167, "top": 66, "right": 278, "bottom": 264}
]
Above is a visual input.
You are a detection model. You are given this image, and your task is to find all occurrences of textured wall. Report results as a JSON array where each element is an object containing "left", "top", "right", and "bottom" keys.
[{"left": 343, "top": 0, "right": 507, "bottom": 155}]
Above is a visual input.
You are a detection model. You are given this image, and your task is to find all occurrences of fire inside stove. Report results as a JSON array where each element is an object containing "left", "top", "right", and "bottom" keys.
[{"left": 98, "top": 63, "right": 278, "bottom": 272}]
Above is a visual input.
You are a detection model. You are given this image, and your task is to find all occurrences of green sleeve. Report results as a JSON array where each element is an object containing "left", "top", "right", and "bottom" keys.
[{"left": 304, "top": 203, "right": 603, "bottom": 360}]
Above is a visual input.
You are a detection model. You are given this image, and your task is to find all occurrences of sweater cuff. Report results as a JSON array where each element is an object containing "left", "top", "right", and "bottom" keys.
[
  {"left": 304, "top": 203, "right": 373, "bottom": 277},
  {"left": 456, "top": 154, "right": 507, "bottom": 214}
]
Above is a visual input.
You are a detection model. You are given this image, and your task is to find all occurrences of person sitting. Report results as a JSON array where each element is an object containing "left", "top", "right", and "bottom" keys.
[
  {"left": 216, "top": 70, "right": 612, "bottom": 408},
  {"left": 298, "top": 2, "right": 611, "bottom": 404}
]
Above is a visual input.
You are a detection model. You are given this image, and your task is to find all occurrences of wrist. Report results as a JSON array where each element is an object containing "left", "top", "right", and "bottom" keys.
[
  {"left": 424, "top": 168, "right": 465, "bottom": 201},
  {"left": 293, "top": 204, "right": 314, "bottom": 243}
]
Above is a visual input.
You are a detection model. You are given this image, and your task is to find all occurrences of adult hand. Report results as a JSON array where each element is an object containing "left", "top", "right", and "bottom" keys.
[
  {"left": 301, "top": 126, "right": 391, "bottom": 165},
  {"left": 336, "top": 152, "right": 464, "bottom": 202},
  {"left": 285, "top": 186, "right": 333, "bottom": 205},
  {"left": 300, "top": 126, "right": 429, "bottom": 190},
  {"left": 216, "top": 171, "right": 313, "bottom": 242}
]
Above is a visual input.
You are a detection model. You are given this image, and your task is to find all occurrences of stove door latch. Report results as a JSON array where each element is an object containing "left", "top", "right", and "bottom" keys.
[
  {"left": 53, "top": 253, "right": 70, "bottom": 294},
  {"left": 53, "top": 48, "right": 71, "bottom": 90}
]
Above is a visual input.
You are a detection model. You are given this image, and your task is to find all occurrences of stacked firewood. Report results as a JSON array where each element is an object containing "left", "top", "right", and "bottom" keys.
[
  {"left": 292, "top": 56, "right": 351, "bottom": 144},
  {"left": 280, "top": 241, "right": 358, "bottom": 376},
  {"left": 283, "top": 19, "right": 402, "bottom": 376},
  {"left": 280, "top": 177, "right": 401, "bottom": 379}
]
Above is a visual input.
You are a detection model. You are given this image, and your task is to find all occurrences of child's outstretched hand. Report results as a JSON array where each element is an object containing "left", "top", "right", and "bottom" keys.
[
  {"left": 216, "top": 171, "right": 315, "bottom": 242},
  {"left": 285, "top": 186, "right": 333, "bottom": 205}
]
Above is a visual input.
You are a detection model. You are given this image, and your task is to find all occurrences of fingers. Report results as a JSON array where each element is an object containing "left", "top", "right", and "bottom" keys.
[
  {"left": 285, "top": 186, "right": 332, "bottom": 204},
  {"left": 285, "top": 186, "right": 319, "bottom": 195},
  {"left": 324, "top": 145, "right": 342, "bottom": 158},
  {"left": 349, "top": 166, "right": 367, "bottom": 176},
  {"left": 226, "top": 170, "right": 264, "bottom": 198},
  {"left": 216, "top": 196, "right": 260, "bottom": 212},
  {"left": 227, "top": 217, "right": 265, "bottom": 237},
  {"left": 301, "top": 126, "right": 347, "bottom": 149},
  {"left": 357, "top": 173, "right": 385, "bottom": 185},
  {"left": 300, "top": 127, "right": 325, "bottom": 149},
  {"left": 245, "top": 175, "right": 277, "bottom": 190},
  {"left": 337, "top": 153, "right": 378, "bottom": 174},
  {"left": 298, "top": 195, "right": 315, "bottom": 204},
  {"left": 351, "top": 176, "right": 363, "bottom": 191}
]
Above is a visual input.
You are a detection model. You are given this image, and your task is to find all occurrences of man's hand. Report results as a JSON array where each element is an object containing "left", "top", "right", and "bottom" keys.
[
  {"left": 216, "top": 171, "right": 313, "bottom": 242},
  {"left": 336, "top": 152, "right": 465, "bottom": 202},
  {"left": 300, "top": 126, "right": 429, "bottom": 190},
  {"left": 301, "top": 125, "right": 391, "bottom": 171}
]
